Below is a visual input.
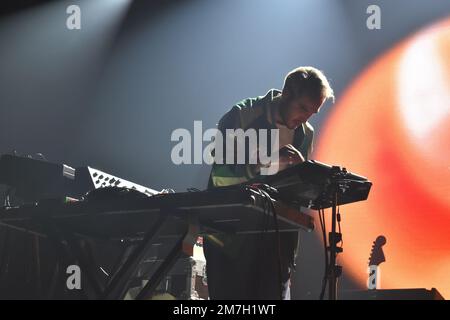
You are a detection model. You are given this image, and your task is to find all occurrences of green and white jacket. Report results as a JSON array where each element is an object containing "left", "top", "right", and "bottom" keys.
[{"left": 208, "top": 89, "right": 314, "bottom": 188}]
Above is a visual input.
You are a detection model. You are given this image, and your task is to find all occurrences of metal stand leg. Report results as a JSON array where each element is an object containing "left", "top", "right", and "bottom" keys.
[
  {"left": 135, "top": 227, "right": 188, "bottom": 300},
  {"left": 62, "top": 231, "right": 106, "bottom": 298},
  {"left": 102, "top": 213, "right": 168, "bottom": 299},
  {"left": 327, "top": 170, "right": 344, "bottom": 300},
  {"left": 43, "top": 221, "right": 103, "bottom": 299}
]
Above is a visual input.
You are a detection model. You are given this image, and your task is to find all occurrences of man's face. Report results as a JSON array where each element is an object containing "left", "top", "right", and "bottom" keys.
[{"left": 280, "top": 94, "right": 326, "bottom": 130}]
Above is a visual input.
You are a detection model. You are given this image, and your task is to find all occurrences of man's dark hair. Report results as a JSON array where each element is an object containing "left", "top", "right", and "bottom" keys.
[{"left": 282, "top": 66, "right": 335, "bottom": 103}]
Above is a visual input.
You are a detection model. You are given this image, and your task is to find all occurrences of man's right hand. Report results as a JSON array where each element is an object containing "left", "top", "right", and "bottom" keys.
[
  {"left": 253, "top": 144, "right": 305, "bottom": 175},
  {"left": 277, "top": 144, "right": 305, "bottom": 171}
]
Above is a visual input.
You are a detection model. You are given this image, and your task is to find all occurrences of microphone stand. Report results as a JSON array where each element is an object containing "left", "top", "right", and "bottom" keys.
[{"left": 327, "top": 166, "right": 347, "bottom": 300}]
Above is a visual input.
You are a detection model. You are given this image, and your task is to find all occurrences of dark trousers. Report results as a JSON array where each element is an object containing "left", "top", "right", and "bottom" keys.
[{"left": 203, "top": 232, "right": 298, "bottom": 300}]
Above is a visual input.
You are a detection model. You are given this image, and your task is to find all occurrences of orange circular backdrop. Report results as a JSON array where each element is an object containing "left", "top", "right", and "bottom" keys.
[{"left": 315, "top": 17, "right": 450, "bottom": 298}]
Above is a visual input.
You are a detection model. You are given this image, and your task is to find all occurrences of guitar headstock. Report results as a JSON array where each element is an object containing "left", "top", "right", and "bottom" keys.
[{"left": 368, "top": 235, "right": 387, "bottom": 266}]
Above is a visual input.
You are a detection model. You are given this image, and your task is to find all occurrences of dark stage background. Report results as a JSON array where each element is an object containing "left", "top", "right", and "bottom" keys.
[{"left": 0, "top": 0, "right": 449, "bottom": 299}]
